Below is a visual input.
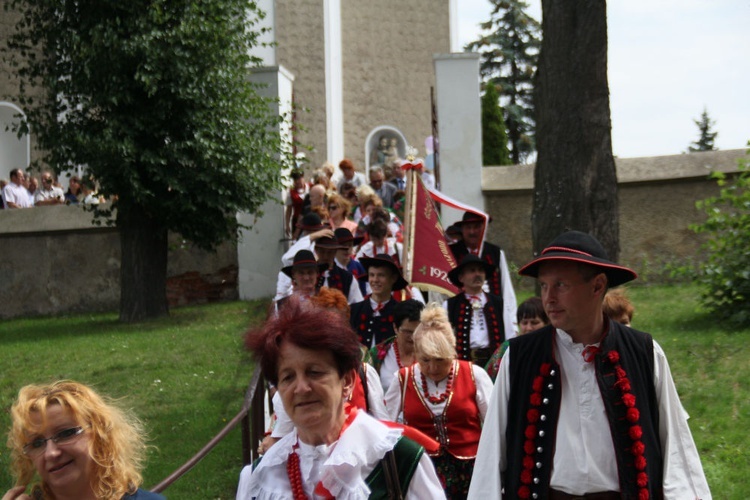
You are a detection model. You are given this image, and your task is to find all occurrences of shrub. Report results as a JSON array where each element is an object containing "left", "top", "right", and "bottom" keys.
[{"left": 691, "top": 143, "right": 750, "bottom": 325}]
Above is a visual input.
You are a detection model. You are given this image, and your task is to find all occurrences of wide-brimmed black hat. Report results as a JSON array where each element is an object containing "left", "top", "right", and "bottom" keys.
[
  {"left": 518, "top": 230, "right": 637, "bottom": 287},
  {"left": 334, "top": 227, "right": 363, "bottom": 247},
  {"left": 281, "top": 249, "right": 328, "bottom": 277},
  {"left": 359, "top": 253, "right": 409, "bottom": 291},
  {"left": 314, "top": 234, "right": 346, "bottom": 250},
  {"left": 454, "top": 211, "right": 492, "bottom": 226},
  {"left": 296, "top": 213, "right": 327, "bottom": 232},
  {"left": 447, "top": 254, "right": 496, "bottom": 287}
]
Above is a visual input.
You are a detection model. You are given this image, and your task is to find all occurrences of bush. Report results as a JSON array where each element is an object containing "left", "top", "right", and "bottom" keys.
[{"left": 691, "top": 143, "right": 750, "bottom": 325}]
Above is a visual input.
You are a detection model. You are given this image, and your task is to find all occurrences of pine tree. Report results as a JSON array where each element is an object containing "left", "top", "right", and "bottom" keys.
[
  {"left": 482, "top": 83, "right": 512, "bottom": 166},
  {"left": 466, "top": 0, "right": 541, "bottom": 164},
  {"left": 689, "top": 108, "right": 718, "bottom": 152}
]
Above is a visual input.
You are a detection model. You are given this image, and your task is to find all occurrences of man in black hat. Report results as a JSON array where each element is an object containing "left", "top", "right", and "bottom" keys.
[
  {"left": 313, "top": 234, "right": 363, "bottom": 304},
  {"left": 468, "top": 231, "right": 710, "bottom": 500},
  {"left": 350, "top": 254, "right": 409, "bottom": 348},
  {"left": 333, "top": 227, "right": 368, "bottom": 297},
  {"left": 449, "top": 211, "right": 517, "bottom": 340},
  {"left": 445, "top": 255, "right": 506, "bottom": 367}
]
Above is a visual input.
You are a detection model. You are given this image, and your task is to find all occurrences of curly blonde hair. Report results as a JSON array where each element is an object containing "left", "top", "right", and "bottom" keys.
[
  {"left": 413, "top": 303, "right": 457, "bottom": 360},
  {"left": 7, "top": 381, "right": 148, "bottom": 499}
]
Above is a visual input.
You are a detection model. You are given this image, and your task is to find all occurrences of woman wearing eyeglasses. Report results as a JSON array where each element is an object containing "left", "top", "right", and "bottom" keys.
[
  {"left": 3, "top": 381, "right": 164, "bottom": 500},
  {"left": 327, "top": 193, "right": 358, "bottom": 235}
]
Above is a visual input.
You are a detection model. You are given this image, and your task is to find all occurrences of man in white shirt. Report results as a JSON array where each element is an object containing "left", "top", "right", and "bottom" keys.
[
  {"left": 34, "top": 172, "right": 66, "bottom": 206},
  {"left": 468, "top": 231, "right": 711, "bottom": 500},
  {"left": 2, "top": 169, "right": 32, "bottom": 209}
]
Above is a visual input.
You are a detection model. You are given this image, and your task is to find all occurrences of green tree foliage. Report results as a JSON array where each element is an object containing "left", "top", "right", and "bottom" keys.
[
  {"left": 4, "top": 0, "right": 283, "bottom": 321},
  {"left": 691, "top": 145, "right": 750, "bottom": 325},
  {"left": 466, "top": 0, "right": 540, "bottom": 164},
  {"left": 481, "top": 83, "right": 511, "bottom": 166},
  {"left": 689, "top": 108, "right": 718, "bottom": 152}
]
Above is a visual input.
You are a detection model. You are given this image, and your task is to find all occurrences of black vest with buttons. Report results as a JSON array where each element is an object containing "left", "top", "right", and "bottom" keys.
[
  {"left": 350, "top": 298, "right": 397, "bottom": 348},
  {"left": 446, "top": 292, "right": 505, "bottom": 361},
  {"left": 503, "top": 322, "right": 664, "bottom": 499}
]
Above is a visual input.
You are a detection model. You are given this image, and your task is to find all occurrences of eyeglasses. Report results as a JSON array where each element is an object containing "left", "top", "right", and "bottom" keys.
[{"left": 23, "top": 426, "right": 86, "bottom": 457}]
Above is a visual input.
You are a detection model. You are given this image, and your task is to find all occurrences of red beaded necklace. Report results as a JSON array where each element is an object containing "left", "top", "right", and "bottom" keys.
[
  {"left": 393, "top": 341, "right": 403, "bottom": 368},
  {"left": 286, "top": 442, "right": 307, "bottom": 500},
  {"left": 420, "top": 361, "right": 455, "bottom": 404}
]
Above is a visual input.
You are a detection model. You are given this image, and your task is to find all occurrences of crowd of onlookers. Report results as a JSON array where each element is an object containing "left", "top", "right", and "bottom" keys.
[{"left": 1, "top": 168, "right": 104, "bottom": 210}]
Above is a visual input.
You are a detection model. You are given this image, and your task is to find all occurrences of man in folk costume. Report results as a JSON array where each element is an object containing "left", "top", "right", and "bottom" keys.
[
  {"left": 351, "top": 254, "right": 409, "bottom": 348},
  {"left": 445, "top": 254, "right": 505, "bottom": 368},
  {"left": 449, "top": 211, "right": 517, "bottom": 340},
  {"left": 314, "top": 233, "right": 364, "bottom": 304},
  {"left": 468, "top": 231, "right": 711, "bottom": 500}
]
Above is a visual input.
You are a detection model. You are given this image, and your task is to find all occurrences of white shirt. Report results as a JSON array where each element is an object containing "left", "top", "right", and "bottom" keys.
[
  {"left": 384, "top": 361, "right": 493, "bottom": 424},
  {"left": 35, "top": 186, "right": 65, "bottom": 204},
  {"left": 238, "top": 410, "right": 446, "bottom": 499},
  {"left": 467, "top": 328, "right": 712, "bottom": 499},
  {"left": 2, "top": 182, "right": 32, "bottom": 208}
]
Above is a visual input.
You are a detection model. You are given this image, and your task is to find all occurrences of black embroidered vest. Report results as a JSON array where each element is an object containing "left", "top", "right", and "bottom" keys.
[{"left": 503, "top": 322, "right": 663, "bottom": 499}]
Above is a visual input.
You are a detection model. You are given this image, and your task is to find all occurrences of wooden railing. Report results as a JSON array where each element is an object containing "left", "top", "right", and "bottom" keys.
[{"left": 150, "top": 366, "right": 266, "bottom": 493}]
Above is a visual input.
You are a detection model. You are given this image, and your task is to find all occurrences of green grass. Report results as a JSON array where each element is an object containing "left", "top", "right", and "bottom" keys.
[
  {"left": 0, "top": 299, "right": 269, "bottom": 499},
  {"left": 1, "top": 286, "right": 748, "bottom": 498}
]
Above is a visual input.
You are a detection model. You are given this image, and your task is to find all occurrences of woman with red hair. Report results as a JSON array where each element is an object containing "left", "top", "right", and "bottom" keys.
[{"left": 238, "top": 297, "right": 444, "bottom": 499}]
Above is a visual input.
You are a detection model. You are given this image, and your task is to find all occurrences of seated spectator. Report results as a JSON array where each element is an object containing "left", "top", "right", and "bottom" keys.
[
  {"left": 0, "top": 179, "right": 8, "bottom": 209},
  {"left": 3, "top": 380, "right": 164, "bottom": 500},
  {"left": 603, "top": 288, "right": 635, "bottom": 326},
  {"left": 2, "top": 168, "right": 32, "bottom": 209},
  {"left": 65, "top": 175, "right": 82, "bottom": 205},
  {"left": 80, "top": 176, "right": 104, "bottom": 205},
  {"left": 26, "top": 176, "right": 38, "bottom": 205},
  {"left": 34, "top": 172, "right": 66, "bottom": 206}
]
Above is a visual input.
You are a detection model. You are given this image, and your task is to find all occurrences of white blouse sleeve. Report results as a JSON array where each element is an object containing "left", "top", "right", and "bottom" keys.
[
  {"left": 467, "top": 348, "right": 511, "bottom": 499},
  {"left": 472, "top": 364, "right": 495, "bottom": 422},
  {"left": 364, "top": 364, "right": 390, "bottom": 420},
  {"left": 384, "top": 369, "right": 405, "bottom": 422},
  {"left": 653, "top": 341, "right": 712, "bottom": 499}
]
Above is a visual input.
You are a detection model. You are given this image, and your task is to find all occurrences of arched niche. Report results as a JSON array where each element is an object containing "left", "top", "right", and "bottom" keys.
[
  {"left": 364, "top": 126, "right": 408, "bottom": 177},
  {"left": 0, "top": 102, "right": 30, "bottom": 181}
]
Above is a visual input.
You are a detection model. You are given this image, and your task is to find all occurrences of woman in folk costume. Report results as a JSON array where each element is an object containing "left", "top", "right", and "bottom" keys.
[
  {"left": 238, "top": 296, "right": 445, "bottom": 499},
  {"left": 384, "top": 304, "right": 493, "bottom": 499}
]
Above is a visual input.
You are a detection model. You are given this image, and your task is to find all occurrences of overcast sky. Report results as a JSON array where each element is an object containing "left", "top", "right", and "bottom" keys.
[{"left": 456, "top": 0, "right": 750, "bottom": 159}]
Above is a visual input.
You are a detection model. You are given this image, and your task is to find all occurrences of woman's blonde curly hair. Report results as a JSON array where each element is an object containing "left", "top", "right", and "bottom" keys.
[
  {"left": 413, "top": 303, "right": 457, "bottom": 360},
  {"left": 7, "top": 380, "right": 148, "bottom": 499}
]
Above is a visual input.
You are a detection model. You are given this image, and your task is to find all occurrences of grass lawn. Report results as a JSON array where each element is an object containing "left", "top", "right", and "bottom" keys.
[
  {"left": 0, "top": 299, "right": 269, "bottom": 499},
  {"left": 0, "top": 285, "right": 747, "bottom": 498}
]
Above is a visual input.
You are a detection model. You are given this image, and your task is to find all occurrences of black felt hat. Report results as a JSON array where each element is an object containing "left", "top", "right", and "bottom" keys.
[
  {"left": 334, "top": 227, "right": 363, "bottom": 247},
  {"left": 518, "top": 231, "right": 637, "bottom": 287},
  {"left": 296, "top": 213, "right": 327, "bottom": 232},
  {"left": 454, "top": 211, "right": 491, "bottom": 225},
  {"left": 447, "top": 254, "right": 496, "bottom": 287},
  {"left": 281, "top": 249, "right": 328, "bottom": 278},
  {"left": 359, "top": 253, "right": 409, "bottom": 291}
]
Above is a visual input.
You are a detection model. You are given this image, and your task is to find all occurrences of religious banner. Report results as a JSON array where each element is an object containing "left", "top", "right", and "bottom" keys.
[{"left": 402, "top": 159, "right": 460, "bottom": 296}]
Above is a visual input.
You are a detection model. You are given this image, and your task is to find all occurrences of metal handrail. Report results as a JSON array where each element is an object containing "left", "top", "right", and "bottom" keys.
[{"left": 150, "top": 366, "right": 266, "bottom": 493}]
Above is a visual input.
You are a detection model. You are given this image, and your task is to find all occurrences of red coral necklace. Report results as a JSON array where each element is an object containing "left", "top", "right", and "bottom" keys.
[{"left": 420, "top": 362, "right": 455, "bottom": 404}]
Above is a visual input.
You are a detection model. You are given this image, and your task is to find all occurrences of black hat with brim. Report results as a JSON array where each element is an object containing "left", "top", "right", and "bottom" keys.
[
  {"left": 296, "top": 213, "right": 327, "bottom": 232},
  {"left": 360, "top": 253, "right": 409, "bottom": 291},
  {"left": 454, "top": 211, "right": 491, "bottom": 226},
  {"left": 334, "top": 227, "right": 363, "bottom": 247},
  {"left": 518, "top": 230, "right": 637, "bottom": 287},
  {"left": 447, "top": 254, "right": 496, "bottom": 287},
  {"left": 281, "top": 249, "right": 328, "bottom": 278},
  {"left": 314, "top": 235, "right": 346, "bottom": 250}
]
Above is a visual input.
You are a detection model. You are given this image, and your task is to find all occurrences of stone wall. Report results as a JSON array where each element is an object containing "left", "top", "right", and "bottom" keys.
[
  {"left": 482, "top": 149, "right": 746, "bottom": 287},
  {"left": 0, "top": 205, "right": 238, "bottom": 319}
]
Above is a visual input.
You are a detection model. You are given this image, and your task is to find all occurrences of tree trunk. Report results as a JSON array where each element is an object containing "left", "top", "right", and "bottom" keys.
[
  {"left": 532, "top": 0, "right": 619, "bottom": 260},
  {"left": 119, "top": 204, "right": 169, "bottom": 322}
]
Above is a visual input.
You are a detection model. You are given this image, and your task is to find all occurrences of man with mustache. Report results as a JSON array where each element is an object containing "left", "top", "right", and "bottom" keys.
[{"left": 445, "top": 255, "right": 506, "bottom": 367}]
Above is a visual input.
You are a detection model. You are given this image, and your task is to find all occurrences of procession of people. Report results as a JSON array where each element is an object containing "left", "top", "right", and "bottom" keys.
[{"left": 2, "top": 157, "right": 712, "bottom": 499}]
